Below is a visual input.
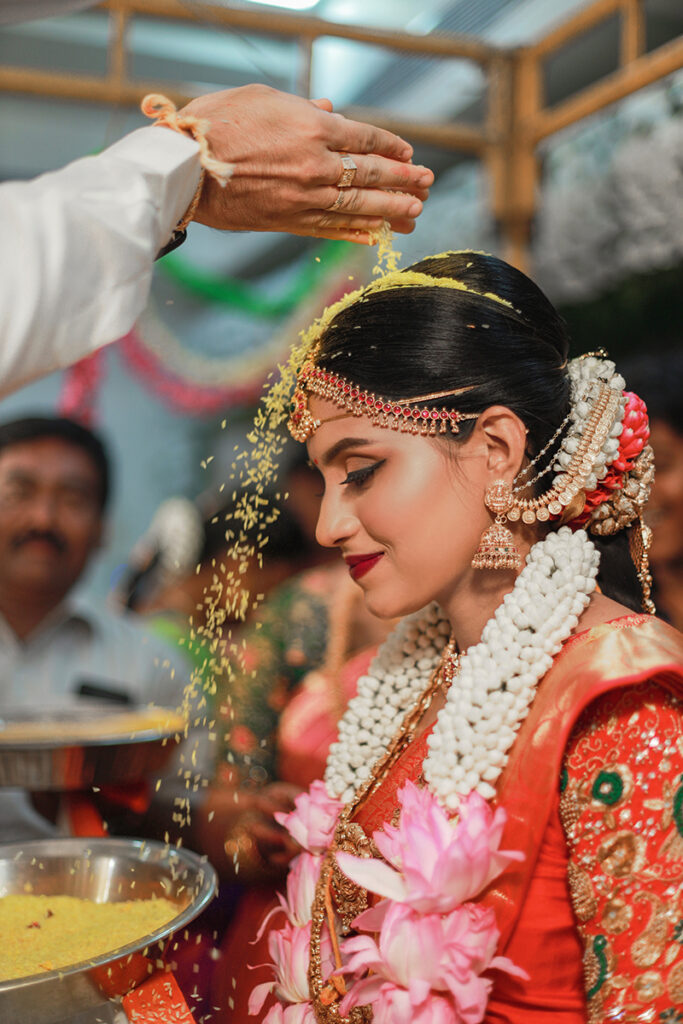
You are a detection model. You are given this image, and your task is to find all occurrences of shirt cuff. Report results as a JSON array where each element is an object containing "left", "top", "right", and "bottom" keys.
[{"left": 105, "top": 125, "right": 202, "bottom": 246}]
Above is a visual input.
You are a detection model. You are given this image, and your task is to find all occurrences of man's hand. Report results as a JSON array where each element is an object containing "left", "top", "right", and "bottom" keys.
[{"left": 179, "top": 85, "right": 433, "bottom": 243}]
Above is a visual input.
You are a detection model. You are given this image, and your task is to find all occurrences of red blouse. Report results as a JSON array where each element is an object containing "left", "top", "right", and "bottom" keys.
[{"left": 487, "top": 681, "right": 683, "bottom": 1022}]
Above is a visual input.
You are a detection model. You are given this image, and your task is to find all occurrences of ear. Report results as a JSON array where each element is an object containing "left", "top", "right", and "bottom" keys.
[{"left": 474, "top": 406, "right": 528, "bottom": 483}]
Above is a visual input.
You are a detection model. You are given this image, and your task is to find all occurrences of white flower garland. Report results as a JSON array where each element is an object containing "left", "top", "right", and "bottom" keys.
[
  {"left": 325, "top": 527, "right": 600, "bottom": 809},
  {"left": 553, "top": 356, "right": 626, "bottom": 493}
]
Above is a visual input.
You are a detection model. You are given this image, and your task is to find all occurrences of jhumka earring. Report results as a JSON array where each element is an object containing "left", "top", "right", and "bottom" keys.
[{"left": 471, "top": 479, "right": 522, "bottom": 571}]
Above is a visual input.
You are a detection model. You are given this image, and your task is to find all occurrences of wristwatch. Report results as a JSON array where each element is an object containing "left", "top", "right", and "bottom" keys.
[{"left": 155, "top": 228, "right": 187, "bottom": 261}]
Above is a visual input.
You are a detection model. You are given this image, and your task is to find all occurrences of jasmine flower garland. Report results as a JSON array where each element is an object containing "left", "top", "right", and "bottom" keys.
[{"left": 326, "top": 527, "right": 600, "bottom": 809}]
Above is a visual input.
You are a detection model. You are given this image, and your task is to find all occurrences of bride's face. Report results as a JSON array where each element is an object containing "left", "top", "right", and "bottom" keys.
[{"left": 306, "top": 397, "right": 492, "bottom": 619}]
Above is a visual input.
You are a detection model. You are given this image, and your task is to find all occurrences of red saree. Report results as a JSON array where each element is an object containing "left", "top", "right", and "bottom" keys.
[
  {"left": 221, "top": 615, "right": 683, "bottom": 1022},
  {"left": 354, "top": 614, "right": 683, "bottom": 1022}
]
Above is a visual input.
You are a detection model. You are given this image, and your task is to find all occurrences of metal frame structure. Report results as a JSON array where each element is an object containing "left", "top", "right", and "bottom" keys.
[{"left": 1, "top": 0, "right": 681, "bottom": 269}]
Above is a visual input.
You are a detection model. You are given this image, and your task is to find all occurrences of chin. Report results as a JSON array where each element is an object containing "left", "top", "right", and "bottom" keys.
[{"left": 360, "top": 587, "right": 427, "bottom": 622}]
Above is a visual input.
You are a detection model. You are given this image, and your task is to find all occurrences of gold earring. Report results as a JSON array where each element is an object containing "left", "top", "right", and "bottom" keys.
[{"left": 471, "top": 479, "right": 522, "bottom": 571}]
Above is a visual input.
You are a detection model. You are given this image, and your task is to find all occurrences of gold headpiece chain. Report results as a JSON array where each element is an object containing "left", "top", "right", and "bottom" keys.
[{"left": 288, "top": 367, "right": 479, "bottom": 443}]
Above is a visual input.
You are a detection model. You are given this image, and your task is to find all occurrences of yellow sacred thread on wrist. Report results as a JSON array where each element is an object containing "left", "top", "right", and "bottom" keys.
[{"left": 141, "top": 93, "right": 233, "bottom": 230}]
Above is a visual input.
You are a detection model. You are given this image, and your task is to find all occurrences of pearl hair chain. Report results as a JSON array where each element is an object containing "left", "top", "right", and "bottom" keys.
[
  {"left": 554, "top": 356, "right": 626, "bottom": 494},
  {"left": 325, "top": 527, "right": 600, "bottom": 809}
]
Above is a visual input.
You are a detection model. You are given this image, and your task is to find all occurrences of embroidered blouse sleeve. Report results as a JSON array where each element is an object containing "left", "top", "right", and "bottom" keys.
[{"left": 560, "top": 680, "right": 683, "bottom": 1023}]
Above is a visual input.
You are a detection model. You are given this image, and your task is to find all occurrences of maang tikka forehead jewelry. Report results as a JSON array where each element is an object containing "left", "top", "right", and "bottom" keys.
[{"left": 287, "top": 363, "right": 479, "bottom": 443}]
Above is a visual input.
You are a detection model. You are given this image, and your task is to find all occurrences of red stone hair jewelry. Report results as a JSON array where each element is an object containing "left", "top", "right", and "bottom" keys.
[{"left": 287, "top": 363, "right": 479, "bottom": 443}]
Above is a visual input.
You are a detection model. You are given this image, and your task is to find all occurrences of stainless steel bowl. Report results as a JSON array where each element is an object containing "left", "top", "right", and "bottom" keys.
[
  {"left": 0, "top": 705, "right": 184, "bottom": 790},
  {"left": 0, "top": 837, "right": 217, "bottom": 1024}
]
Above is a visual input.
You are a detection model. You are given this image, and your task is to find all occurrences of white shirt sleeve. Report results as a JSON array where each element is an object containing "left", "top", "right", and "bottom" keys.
[{"left": 1, "top": 125, "right": 201, "bottom": 399}]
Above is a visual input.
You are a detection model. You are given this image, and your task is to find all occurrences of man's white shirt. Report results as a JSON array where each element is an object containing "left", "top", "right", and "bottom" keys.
[{"left": 1, "top": 125, "right": 200, "bottom": 398}]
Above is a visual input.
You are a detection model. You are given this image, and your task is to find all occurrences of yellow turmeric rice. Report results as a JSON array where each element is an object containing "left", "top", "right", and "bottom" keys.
[
  {"left": 0, "top": 708, "right": 185, "bottom": 744},
  {"left": 0, "top": 893, "right": 178, "bottom": 981}
]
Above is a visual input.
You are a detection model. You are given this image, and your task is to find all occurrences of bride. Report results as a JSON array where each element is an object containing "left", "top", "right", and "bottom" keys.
[{"left": 242, "top": 250, "right": 683, "bottom": 1024}]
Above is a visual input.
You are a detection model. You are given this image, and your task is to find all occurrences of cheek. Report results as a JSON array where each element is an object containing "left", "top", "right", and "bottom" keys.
[
  {"left": 364, "top": 457, "right": 482, "bottom": 556},
  {"left": 63, "top": 514, "right": 101, "bottom": 549}
]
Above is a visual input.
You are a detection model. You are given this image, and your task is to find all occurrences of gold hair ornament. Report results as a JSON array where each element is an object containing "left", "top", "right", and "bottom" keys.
[
  {"left": 288, "top": 365, "right": 479, "bottom": 442},
  {"left": 286, "top": 264, "right": 514, "bottom": 444},
  {"left": 628, "top": 514, "right": 655, "bottom": 615}
]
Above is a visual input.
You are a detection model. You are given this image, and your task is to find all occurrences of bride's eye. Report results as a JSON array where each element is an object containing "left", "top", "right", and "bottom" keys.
[{"left": 341, "top": 460, "right": 385, "bottom": 488}]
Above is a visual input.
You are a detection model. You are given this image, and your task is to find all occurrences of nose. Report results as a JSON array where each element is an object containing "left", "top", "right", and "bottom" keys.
[
  {"left": 315, "top": 491, "right": 358, "bottom": 549},
  {"left": 27, "top": 493, "right": 59, "bottom": 530}
]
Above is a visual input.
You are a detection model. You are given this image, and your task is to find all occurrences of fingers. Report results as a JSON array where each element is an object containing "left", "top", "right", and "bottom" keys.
[
  {"left": 325, "top": 109, "right": 413, "bottom": 162},
  {"left": 249, "top": 820, "right": 299, "bottom": 867},
  {"left": 342, "top": 153, "right": 433, "bottom": 194},
  {"left": 320, "top": 185, "right": 423, "bottom": 222},
  {"left": 254, "top": 782, "right": 299, "bottom": 816}
]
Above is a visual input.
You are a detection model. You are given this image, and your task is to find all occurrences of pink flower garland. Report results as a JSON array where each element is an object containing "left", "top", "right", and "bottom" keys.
[
  {"left": 250, "top": 780, "right": 526, "bottom": 1024},
  {"left": 58, "top": 350, "right": 105, "bottom": 427},
  {"left": 119, "top": 329, "right": 262, "bottom": 415}
]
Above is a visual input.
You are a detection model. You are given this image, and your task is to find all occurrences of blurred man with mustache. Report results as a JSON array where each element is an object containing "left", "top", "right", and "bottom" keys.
[{"left": 0, "top": 415, "right": 186, "bottom": 711}]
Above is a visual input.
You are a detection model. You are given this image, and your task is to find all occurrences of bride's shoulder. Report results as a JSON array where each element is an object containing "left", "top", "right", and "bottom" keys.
[{"left": 572, "top": 593, "right": 635, "bottom": 635}]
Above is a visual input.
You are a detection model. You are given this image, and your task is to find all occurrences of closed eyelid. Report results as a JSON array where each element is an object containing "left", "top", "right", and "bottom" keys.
[{"left": 341, "top": 459, "right": 385, "bottom": 485}]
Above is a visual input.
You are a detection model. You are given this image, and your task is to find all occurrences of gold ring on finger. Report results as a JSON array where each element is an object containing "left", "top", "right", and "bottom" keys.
[{"left": 336, "top": 154, "right": 357, "bottom": 188}]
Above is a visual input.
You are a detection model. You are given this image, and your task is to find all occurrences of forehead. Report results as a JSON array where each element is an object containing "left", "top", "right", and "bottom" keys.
[
  {"left": 306, "top": 396, "right": 424, "bottom": 464},
  {"left": 0, "top": 438, "right": 101, "bottom": 488}
]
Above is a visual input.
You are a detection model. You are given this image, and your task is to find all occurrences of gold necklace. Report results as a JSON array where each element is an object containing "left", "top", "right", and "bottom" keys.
[{"left": 307, "top": 639, "right": 459, "bottom": 1023}]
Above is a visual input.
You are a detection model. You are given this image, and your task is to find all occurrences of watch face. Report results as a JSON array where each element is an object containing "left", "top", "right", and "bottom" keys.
[{"left": 0, "top": 0, "right": 95, "bottom": 26}]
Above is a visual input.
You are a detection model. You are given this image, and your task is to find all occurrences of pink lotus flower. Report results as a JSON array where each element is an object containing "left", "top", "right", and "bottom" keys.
[
  {"left": 275, "top": 780, "right": 342, "bottom": 854},
  {"left": 340, "top": 902, "right": 524, "bottom": 1024},
  {"left": 255, "top": 852, "right": 322, "bottom": 943},
  {"left": 347, "top": 983, "right": 457, "bottom": 1024},
  {"left": 259, "top": 1003, "right": 316, "bottom": 1024},
  {"left": 278, "top": 852, "right": 322, "bottom": 926},
  {"left": 249, "top": 918, "right": 333, "bottom": 1022},
  {"left": 336, "top": 782, "right": 522, "bottom": 915}
]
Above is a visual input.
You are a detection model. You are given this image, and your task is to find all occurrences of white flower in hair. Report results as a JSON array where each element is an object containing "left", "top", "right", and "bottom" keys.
[{"left": 553, "top": 355, "right": 626, "bottom": 493}]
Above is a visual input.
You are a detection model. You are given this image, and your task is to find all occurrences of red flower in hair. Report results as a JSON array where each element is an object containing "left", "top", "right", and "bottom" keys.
[
  {"left": 611, "top": 392, "right": 649, "bottom": 472},
  {"left": 571, "top": 392, "right": 649, "bottom": 527}
]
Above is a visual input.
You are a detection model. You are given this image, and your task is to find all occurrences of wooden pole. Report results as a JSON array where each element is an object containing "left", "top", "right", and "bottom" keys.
[
  {"left": 297, "top": 35, "right": 313, "bottom": 99},
  {"left": 99, "top": 0, "right": 499, "bottom": 64},
  {"left": 532, "top": 34, "right": 683, "bottom": 142},
  {"left": 0, "top": 66, "right": 189, "bottom": 108},
  {"left": 486, "top": 49, "right": 540, "bottom": 274},
  {"left": 108, "top": 4, "right": 130, "bottom": 89},
  {"left": 621, "top": 0, "right": 645, "bottom": 65},
  {"left": 528, "top": 0, "right": 624, "bottom": 59}
]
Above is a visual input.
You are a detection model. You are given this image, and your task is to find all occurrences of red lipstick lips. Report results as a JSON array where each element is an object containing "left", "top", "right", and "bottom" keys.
[{"left": 344, "top": 552, "right": 384, "bottom": 581}]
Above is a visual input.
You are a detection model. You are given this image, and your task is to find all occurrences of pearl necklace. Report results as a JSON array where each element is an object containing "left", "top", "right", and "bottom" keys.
[{"left": 325, "top": 527, "right": 600, "bottom": 808}]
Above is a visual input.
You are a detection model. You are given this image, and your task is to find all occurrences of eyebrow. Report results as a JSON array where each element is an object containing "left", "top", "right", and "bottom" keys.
[{"left": 320, "top": 437, "right": 374, "bottom": 467}]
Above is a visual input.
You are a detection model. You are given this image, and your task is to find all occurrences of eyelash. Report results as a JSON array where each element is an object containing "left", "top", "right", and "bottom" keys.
[{"left": 341, "top": 460, "right": 385, "bottom": 488}]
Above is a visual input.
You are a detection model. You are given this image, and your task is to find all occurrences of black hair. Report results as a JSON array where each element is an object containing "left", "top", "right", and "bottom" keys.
[
  {"left": 0, "top": 415, "right": 110, "bottom": 510},
  {"left": 318, "top": 252, "right": 571, "bottom": 461},
  {"left": 315, "top": 250, "right": 642, "bottom": 611}
]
